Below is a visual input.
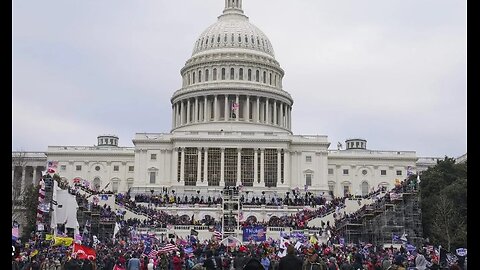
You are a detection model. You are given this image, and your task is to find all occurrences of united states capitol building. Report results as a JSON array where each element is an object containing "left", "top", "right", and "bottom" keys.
[{"left": 14, "top": 1, "right": 452, "bottom": 208}]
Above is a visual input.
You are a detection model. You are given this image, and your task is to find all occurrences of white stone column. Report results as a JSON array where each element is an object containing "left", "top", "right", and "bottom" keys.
[
  {"left": 172, "top": 148, "right": 179, "bottom": 183},
  {"left": 180, "top": 148, "right": 185, "bottom": 183},
  {"left": 246, "top": 95, "right": 250, "bottom": 122},
  {"left": 235, "top": 95, "right": 239, "bottom": 121},
  {"left": 254, "top": 149, "right": 258, "bottom": 185},
  {"left": 172, "top": 105, "right": 175, "bottom": 129},
  {"left": 214, "top": 95, "right": 218, "bottom": 121},
  {"left": 256, "top": 97, "right": 260, "bottom": 123},
  {"left": 203, "top": 148, "right": 208, "bottom": 184},
  {"left": 197, "top": 148, "right": 202, "bottom": 185},
  {"left": 175, "top": 103, "right": 179, "bottom": 126},
  {"left": 204, "top": 96, "right": 208, "bottom": 122},
  {"left": 284, "top": 150, "right": 290, "bottom": 186},
  {"left": 224, "top": 95, "right": 229, "bottom": 121},
  {"left": 280, "top": 103, "right": 284, "bottom": 127},
  {"left": 180, "top": 101, "right": 185, "bottom": 125},
  {"left": 32, "top": 167, "right": 37, "bottom": 185},
  {"left": 273, "top": 100, "right": 277, "bottom": 125},
  {"left": 187, "top": 99, "right": 191, "bottom": 124},
  {"left": 195, "top": 97, "right": 199, "bottom": 123},
  {"left": 220, "top": 148, "right": 225, "bottom": 186},
  {"left": 288, "top": 106, "right": 292, "bottom": 129},
  {"left": 265, "top": 99, "right": 269, "bottom": 124},
  {"left": 21, "top": 166, "right": 26, "bottom": 194},
  {"left": 237, "top": 148, "right": 242, "bottom": 185},
  {"left": 277, "top": 150, "right": 281, "bottom": 186},
  {"left": 260, "top": 149, "right": 265, "bottom": 187}
]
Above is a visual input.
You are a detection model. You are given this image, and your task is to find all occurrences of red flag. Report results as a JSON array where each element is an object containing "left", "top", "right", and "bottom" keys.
[{"left": 73, "top": 243, "right": 96, "bottom": 260}]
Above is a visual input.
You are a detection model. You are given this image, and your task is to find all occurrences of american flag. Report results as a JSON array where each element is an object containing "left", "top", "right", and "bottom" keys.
[
  {"left": 148, "top": 249, "right": 158, "bottom": 259},
  {"left": 160, "top": 243, "right": 178, "bottom": 253},
  {"left": 47, "top": 161, "right": 58, "bottom": 173},
  {"left": 213, "top": 230, "right": 222, "bottom": 239}
]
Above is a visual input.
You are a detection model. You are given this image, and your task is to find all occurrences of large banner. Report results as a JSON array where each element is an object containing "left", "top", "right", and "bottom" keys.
[{"left": 242, "top": 226, "right": 266, "bottom": 242}]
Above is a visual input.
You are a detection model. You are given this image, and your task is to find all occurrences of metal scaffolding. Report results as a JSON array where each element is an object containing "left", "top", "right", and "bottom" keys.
[{"left": 222, "top": 186, "right": 241, "bottom": 239}]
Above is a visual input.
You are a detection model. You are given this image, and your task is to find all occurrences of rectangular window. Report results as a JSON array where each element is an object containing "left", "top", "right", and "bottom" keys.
[
  {"left": 184, "top": 148, "right": 198, "bottom": 186},
  {"left": 343, "top": 185, "right": 350, "bottom": 197},
  {"left": 381, "top": 170, "right": 387, "bottom": 176},
  {"left": 76, "top": 165, "right": 82, "bottom": 171},
  {"left": 150, "top": 172, "right": 156, "bottom": 184},
  {"left": 112, "top": 182, "right": 119, "bottom": 193},
  {"left": 207, "top": 148, "right": 221, "bottom": 186},
  {"left": 264, "top": 149, "right": 278, "bottom": 187},
  {"left": 306, "top": 173, "right": 312, "bottom": 186},
  {"left": 306, "top": 156, "right": 312, "bottom": 162},
  {"left": 241, "top": 149, "right": 254, "bottom": 187},
  {"left": 61, "top": 165, "right": 66, "bottom": 171},
  {"left": 328, "top": 168, "right": 334, "bottom": 175},
  {"left": 396, "top": 170, "right": 402, "bottom": 176},
  {"left": 113, "top": 165, "right": 119, "bottom": 171},
  {"left": 224, "top": 148, "right": 237, "bottom": 187},
  {"left": 151, "top": 154, "right": 157, "bottom": 160},
  {"left": 128, "top": 166, "right": 134, "bottom": 172},
  {"left": 343, "top": 169, "right": 349, "bottom": 175}
]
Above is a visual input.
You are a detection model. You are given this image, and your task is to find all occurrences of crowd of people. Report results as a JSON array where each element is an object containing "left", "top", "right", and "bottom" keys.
[
  {"left": 13, "top": 175, "right": 467, "bottom": 270},
  {"left": 12, "top": 230, "right": 467, "bottom": 270}
]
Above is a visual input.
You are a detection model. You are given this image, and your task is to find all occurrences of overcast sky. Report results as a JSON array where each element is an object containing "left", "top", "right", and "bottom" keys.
[{"left": 12, "top": 0, "right": 466, "bottom": 158}]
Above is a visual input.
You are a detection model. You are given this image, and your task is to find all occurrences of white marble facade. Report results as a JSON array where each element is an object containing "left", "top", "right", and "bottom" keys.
[{"left": 14, "top": 1, "right": 421, "bottom": 199}]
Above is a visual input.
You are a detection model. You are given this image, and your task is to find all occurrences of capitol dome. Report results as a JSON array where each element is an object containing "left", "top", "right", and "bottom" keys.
[
  {"left": 171, "top": 0, "right": 293, "bottom": 134},
  {"left": 192, "top": 7, "right": 275, "bottom": 58}
]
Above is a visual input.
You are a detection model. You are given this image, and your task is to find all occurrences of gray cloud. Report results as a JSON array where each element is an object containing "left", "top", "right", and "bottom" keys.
[{"left": 13, "top": 0, "right": 466, "bottom": 158}]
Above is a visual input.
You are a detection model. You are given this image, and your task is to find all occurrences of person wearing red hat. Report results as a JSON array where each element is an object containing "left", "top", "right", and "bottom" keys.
[{"left": 234, "top": 246, "right": 250, "bottom": 269}]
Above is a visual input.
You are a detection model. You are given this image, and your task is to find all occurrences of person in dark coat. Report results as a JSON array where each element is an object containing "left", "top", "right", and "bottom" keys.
[
  {"left": 243, "top": 258, "right": 264, "bottom": 270},
  {"left": 278, "top": 245, "right": 303, "bottom": 270},
  {"left": 234, "top": 247, "right": 251, "bottom": 270},
  {"left": 203, "top": 250, "right": 219, "bottom": 270}
]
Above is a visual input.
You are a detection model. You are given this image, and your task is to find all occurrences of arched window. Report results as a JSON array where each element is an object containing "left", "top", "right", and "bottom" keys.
[
  {"left": 198, "top": 70, "right": 202, "bottom": 83},
  {"left": 245, "top": 35, "right": 248, "bottom": 43},
  {"left": 239, "top": 68, "right": 243, "bottom": 80},
  {"left": 231, "top": 33, "right": 234, "bottom": 43},
  {"left": 205, "top": 69, "right": 209, "bottom": 82},
  {"left": 230, "top": 68, "right": 235, "bottom": 80},
  {"left": 213, "top": 68, "right": 217, "bottom": 81},
  {"left": 361, "top": 181, "right": 369, "bottom": 196},
  {"left": 224, "top": 34, "right": 227, "bottom": 42},
  {"left": 201, "top": 38, "right": 204, "bottom": 46},
  {"left": 221, "top": 68, "right": 226, "bottom": 80},
  {"left": 238, "top": 34, "right": 242, "bottom": 43},
  {"left": 269, "top": 72, "right": 272, "bottom": 85},
  {"left": 187, "top": 73, "right": 191, "bottom": 85},
  {"left": 251, "top": 35, "right": 255, "bottom": 44},
  {"left": 211, "top": 36, "right": 214, "bottom": 44},
  {"left": 205, "top": 36, "right": 209, "bottom": 45},
  {"left": 93, "top": 177, "right": 101, "bottom": 191},
  {"left": 192, "top": 72, "right": 196, "bottom": 84},
  {"left": 263, "top": 71, "right": 266, "bottom": 83},
  {"left": 256, "top": 70, "right": 260, "bottom": 82},
  {"left": 217, "top": 36, "right": 220, "bottom": 43},
  {"left": 274, "top": 74, "right": 277, "bottom": 86},
  {"left": 248, "top": 69, "right": 252, "bottom": 81}
]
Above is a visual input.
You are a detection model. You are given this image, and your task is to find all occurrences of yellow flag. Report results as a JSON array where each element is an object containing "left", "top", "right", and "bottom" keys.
[
  {"left": 53, "top": 236, "right": 74, "bottom": 247},
  {"left": 309, "top": 235, "right": 318, "bottom": 245},
  {"left": 30, "top": 250, "right": 39, "bottom": 257},
  {"left": 45, "top": 234, "right": 53, "bottom": 240}
]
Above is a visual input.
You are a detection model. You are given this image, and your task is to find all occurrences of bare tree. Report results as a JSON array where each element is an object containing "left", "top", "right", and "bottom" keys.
[{"left": 431, "top": 194, "right": 467, "bottom": 251}]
